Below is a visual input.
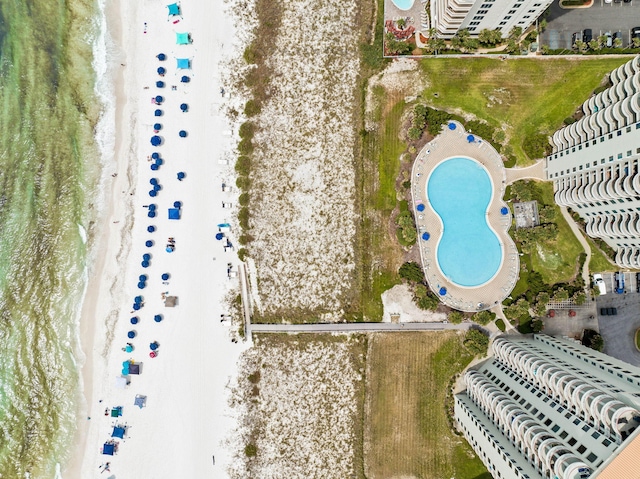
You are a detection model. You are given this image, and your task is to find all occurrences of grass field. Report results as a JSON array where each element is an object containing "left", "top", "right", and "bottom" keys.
[
  {"left": 419, "top": 58, "right": 629, "bottom": 165},
  {"left": 587, "top": 236, "right": 617, "bottom": 273},
  {"left": 364, "top": 332, "right": 490, "bottom": 479}
]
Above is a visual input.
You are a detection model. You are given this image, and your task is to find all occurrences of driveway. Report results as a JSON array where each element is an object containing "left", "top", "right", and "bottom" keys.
[
  {"left": 596, "top": 287, "right": 640, "bottom": 366},
  {"left": 540, "top": 1, "right": 640, "bottom": 49}
]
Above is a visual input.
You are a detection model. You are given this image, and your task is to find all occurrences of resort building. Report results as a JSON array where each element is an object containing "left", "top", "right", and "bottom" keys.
[
  {"left": 546, "top": 56, "right": 640, "bottom": 268},
  {"left": 430, "top": 0, "right": 553, "bottom": 38},
  {"left": 455, "top": 334, "right": 640, "bottom": 479}
]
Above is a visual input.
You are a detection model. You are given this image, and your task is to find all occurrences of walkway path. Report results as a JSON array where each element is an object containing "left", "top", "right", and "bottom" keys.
[
  {"left": 560, "top": 205, "right": 592, "bottom": 290},
  {"left": 248, "top": 321, "right": 471, "bottom": 335},
  {"left": 505, "top": 160, "right": 546, "bottom": 185}
]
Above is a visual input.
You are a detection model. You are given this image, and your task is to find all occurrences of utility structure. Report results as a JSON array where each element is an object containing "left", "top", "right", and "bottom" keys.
[{"left": 455, "top": 334, "right": 640, "bottom": 479}]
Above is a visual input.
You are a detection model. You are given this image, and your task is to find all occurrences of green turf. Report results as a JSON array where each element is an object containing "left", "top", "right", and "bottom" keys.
[
  {"left": 418, "top": 57, "right": 629, "bottom": 165},
  {"left": 587, "top": 236, "right": 617, "bottom": 273}
]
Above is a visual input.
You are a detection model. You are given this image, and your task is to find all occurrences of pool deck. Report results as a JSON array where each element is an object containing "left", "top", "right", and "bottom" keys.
[{"left": 411, "top": 120, "right": 520, "bottom": 312}]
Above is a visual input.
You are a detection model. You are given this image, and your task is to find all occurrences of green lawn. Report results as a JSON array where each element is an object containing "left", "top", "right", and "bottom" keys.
[
  {"left": 419, "top": 58, "right": 629, "bottom": 165},
  {"left": 586, "top": 236, "right": 617, "bottom": 273}
]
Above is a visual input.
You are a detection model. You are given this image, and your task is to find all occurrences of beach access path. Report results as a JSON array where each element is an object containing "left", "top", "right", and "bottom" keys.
[{"left": 248, "top": 322, "right": 472, "bottom": 334}]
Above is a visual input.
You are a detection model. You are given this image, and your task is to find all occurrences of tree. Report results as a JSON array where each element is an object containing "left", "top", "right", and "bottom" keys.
[
  {"left": 449, "top": 311, "right": 464, "bottom": 324},
  {"left": 552, "top": 288, "right": 569, "bottom": 302},
  {"left": 539, "top": 19, "right": 547, "bottom": 33},
  {"left": 464, "top": 329, "right": 489, "bottom": 355},
  {"left": 399, "top": 262, "right": 424, "bottom": 283},
  {"left": 504, "top": 298, "right": 530, "bottom": 321},
  {"left": 597, "top": 35, "right": 607, "bottom": 48},
  {"left": 531, "top": 319, "right": 544, "bottom": 333},
  {"left": 473, "top": 310, "right": 496, "bottom": 326},
  {"left": 509, "top": 26, "right": 523, "bottom": 41},
  {"left": 385, "top": 33, "right": 412, "bottom": 55},
  {"left": 588, "top": 39, "right": 600, "bottom": 51},
  {"left": 614, "top": 38, "right": 623, "bottom": 48},
  {"left": 574, "top": 40, "right": 586, "bottom": 52},
  {"left": 414, "top": 285, "right": 440, "bottom": 310},
  {"left": 540, "top": 44, "right": 550, "bottom": 55},
  {"left": 633, "top": 38, "right": 640, "bottom": 48}
]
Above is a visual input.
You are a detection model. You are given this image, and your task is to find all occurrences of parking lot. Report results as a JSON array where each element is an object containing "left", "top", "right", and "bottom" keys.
[
  {"left": 595, "top": 272, "right": 640, "bottom": 367},
  {"left": 540, "top": 1, "right": 640, "bottom": 49}
]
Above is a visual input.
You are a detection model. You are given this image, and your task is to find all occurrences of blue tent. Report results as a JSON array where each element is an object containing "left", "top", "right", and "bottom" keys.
[
  {"left": 150, "top": 136, "right": 162, "bottom": 146},
  {"left": 180, "top": 103, "right": 188, "bottom": 112},
  {"left": 157, "top": 66, "right": 166, "bottom": 75},
  {"left": 168, "top": 208, "right": 181, "bottom": 219},
  {"left": 179, "top": 130, "right": 187, "bottom": 137},
  {"left": 153, "top": 184, "right": 161, "bottom": 192},
  {"left": 134, "top": 395, "right": 146, "bottom": 408},
  {"left": 422, "top": 232, "right": 430, "bottom": 241},
  {"left": 130, "top": 317, "right": 139, "bottom": 324},
  {"left": 156, "top": 81, "right": 165, "bottom": 88},
  {"left": 181, "top": 75, "right": 190, "bottom": 83},
  {"left": 147, "top": 225, "right": 156, "bottom": 233},
  {"left": 177, "top": 58, "right": 190, "bottom": 69},
  {"left": 448, "top": 122, "right": 456, "bottom": 130},
  {"left": 154, "top": 109, "right": 163, "bottom": 116},
  {"left": 112, "top": 426, "right": 126, "bottom": 439},
  {"left": 143, "top": 254, "right": 151, "bottom": 262},
  {"left": 167, "top": 3, "right": 180, "bottom": 15},
  {"left": 439, "top": 287, "right": 447, "bottom": 296},
  {"left": 150, "top": 176, "right": 158, "bottom": 184},
  {"left": 157, "top": 53, "right": 166, "bottom": 61},
  {"left": 500, "top": 206, "right": 509, "bottom": 215},
  {"left": 416, "top": 203, "right": 425, "bottom": 212},
  {"left": 102, "top": 443, "right": 115, "bottom": 455}
]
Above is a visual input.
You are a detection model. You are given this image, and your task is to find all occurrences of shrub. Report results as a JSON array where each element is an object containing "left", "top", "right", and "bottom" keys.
[
  {"left": 399, "top": 262, "right": 424, "bottom": 283},
  {"left": 236, "top": 175, "right": 251, "bottom": 191},
  {"left": 244, "top": 99, "right": 261, "bottom": 117},
  {"left": 235, "top": 155, "right": 251, "bottom": 176},
  {"left": 238, "top": 207, "right": 250, "bottom": 230},
  {"left": 244, "top": 443, "right": 257, "bottom": 457},
  {"left": 238, "top": 234, "right": 254, "bottom": 245},
  {"left": 395, "top": 210, "right": 417, "bottom": 245},
  {"left": 408, "top": 126, "right": 422, "bottom": 141},
  {"left": 238, "top": 192, "right": 250, "bottom": 206},
  {"left": 522, "top": 133, "right": 551, "bottom": 160},
  {"left": 495, "top": 318, "right": 506, "bottom": 332},
  {"left": 239, "top": 122, "right": 255, "bottom": 140},
  {"left": 237, "top": 138, "right": 254, "bottom": 155},
  {"left": 237, "top": 248, "right": 248, "bottom": 261},
  {"left": 464, "top": 329, "right": 489, "bottom": 356},
  {"left": 248, "top": 371, "right": 261, "bottom": 383},
  {"left": 472, "top": 310, "right": 495, "bottom": 325},
  {"left": 563, "top": 117, "right": 576, "bottom": 125},
  {"left": 448, "top": 311, "right": 464, "bottom": 324}
]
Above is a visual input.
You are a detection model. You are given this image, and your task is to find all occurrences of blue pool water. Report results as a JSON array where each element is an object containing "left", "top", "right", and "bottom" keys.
[
  {"left": 391, "top": 0, "right": 415, "bottom": 10},
  {"left": 427, "top": 157, "right": 502, "bottom": 287}
]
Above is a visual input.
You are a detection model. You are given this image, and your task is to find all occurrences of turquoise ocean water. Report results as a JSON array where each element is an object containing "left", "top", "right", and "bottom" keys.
[{"left": 0, "top": 0, "right": 103, "bottom": 476}]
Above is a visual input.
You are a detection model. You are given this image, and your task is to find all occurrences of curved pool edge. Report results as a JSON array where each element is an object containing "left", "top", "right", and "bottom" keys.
[
  {"left": 410, "top": 120, "right": 520, "bottom": 312},
  {"left": 391, "top": 0, "right": 416, "bottom": 10}
]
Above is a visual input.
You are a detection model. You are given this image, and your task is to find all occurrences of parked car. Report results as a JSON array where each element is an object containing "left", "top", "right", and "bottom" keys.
[
  {"left": 615, "top": 272, "right": 625, "bottom": 294},
  {"left": 605, "top": 31, "right": 613, "bottom": 48},
  {"left": 636, "top": 272, "right": 640, "bottom": 292},
  {"left": 593, "top": 273, "right": 607, "bottom": 295},
  {"left": 613, "top": 31, "right": 623, "bottom": 47},
  {"left": 572, "top": 31, "right": 583, "bottom": 45},
  {"left": 632, "top": 27, "right": 640, "bottom": 41},
  {"left": 583, "top": 29, "right": 593, "bottom": 43}
]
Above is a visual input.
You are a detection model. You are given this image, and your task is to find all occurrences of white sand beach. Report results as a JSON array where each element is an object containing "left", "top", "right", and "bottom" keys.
[{"left": 65, "top": 0, "right": 249, "bottom": 476}]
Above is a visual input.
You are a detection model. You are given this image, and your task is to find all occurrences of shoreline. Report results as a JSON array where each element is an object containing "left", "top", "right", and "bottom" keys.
[{"left": 65, "top": 0, "right": 251, "bottom": 476}]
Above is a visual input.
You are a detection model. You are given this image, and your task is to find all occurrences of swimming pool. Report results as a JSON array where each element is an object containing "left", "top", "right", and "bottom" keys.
[
  {"left": 427, "top": 157, "right": 502, "bottom": 287},
  {"left": 391, "top": 0, "right": 415, "bottom": 10}
]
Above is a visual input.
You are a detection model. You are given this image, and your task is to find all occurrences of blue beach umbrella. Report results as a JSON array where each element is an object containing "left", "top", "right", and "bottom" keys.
[
  {"left": 143, "top": 254, "right": 151, "bottom": 261},
  {"left": 127, "top": 331, "right": 136, "bottom": 339},
  {"left": 154, "top": 109, "right": 163, "bottom": 116},
  {"left": 448, "top": 122, "right": 456, "bottom": 130},
  {"left": 148, "top": 204, "right": 157, "bottom": 211},
  {"left": 215, "top": 233, "right": 224, "bottom": 240},
  {"left": 422, "top": 232, "right": 430, "bottom": 241},
  {"left": 145, "top": 240, "right": 153, "bottom": 247},
  {"left": 153, "top": 123, "right": 162, "bottom": 131},
  {"left": 134, "top": 296, "right": 143, "bottom": 303},
  {"left": 157, "top": 67, "right": 166, "bottom": 75},
  {"left": 154, "top": 314, "right": 163, "bottom": 323},
  {"left": 133, "top": 303, "right": 141, "bottom": 311},
  {"left": 156, "top": 81, "right": 165, "bottom": 88},
  {"left": 416, "top": 203, "right": 425, "bottom": 212},
  {"left": 173, "top": 201, "right": 182, "bottom": 208},
  {"left": 439, "top": 287, "right": 447, "bottom": 296},
  {"left": 151, "top": 152, "right": 160, "bottom": 160},
  {"left": 148, "top": 211, "right": 156, "bottom": 218},
  {"left": 153, "top": 184, "right": 161, "bottom": 192},
  {"left": 181, "top": 75, "right": 190, "bottom": 83},
  {"left": 149, "top": 190, "right": 157, "bottom": 197},
  {"left": 150, "top": 164, "right": 159, "bottom": 171},
  {"left": 137, "top": 282, "right": 146, "bottom": 289},
  {"left": 154, "top": 158, "right": 163, "bottom": 166},
  {"left": 467, "top": 134, "right": 475, "bottom": 143},
  {"left": 177, "top": 171, "right": 185, "bottom": 180},
  {"left": 125, "top": 344, "right": 133, "bottom": 353},
  {"left": 166, "top": 246, "right": 174, "bottom": 253},
  {"left": 150, "top": 178, "right": 158, "bottom": 185},
  {"left": 501, "top": 206, "right": 509, "bottom": 215},
  {"left": 155, "top": 96, "right": 164, "bottom": 104},
  {"left": 141, "top": 260, "right": 150, "bottom": 268},
  {"left": 147, "top": 225, "right": 156, "bottom": 233},
  {"left": 180, "top": 103, "right": 188, "bottom": 112},
  {"left": 179, "top": 130, "right": 187, "bottom": 138},
  {"left": 161, "top": 273, "right": 170, "bottom": 280},
  {"left": 130, "top": 317, "right": 139, "bottom": 324},
  {"left": 139, "top": 274, "right": 147, "bottom": 281},
  {"left": 149, "top": 342, "right": 159, "bottom": 351},
  {"left": 157, "top": 53, "right": 166, "bottom": 61},
  {"left": 150, "top": 136, "right": 162, "bottom": 146}
]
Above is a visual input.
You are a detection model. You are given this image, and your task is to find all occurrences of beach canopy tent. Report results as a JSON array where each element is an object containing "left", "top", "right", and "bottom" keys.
[
  {"left": 112, "top": 426, "right": 126, "bottom": 439},
  {"left": 102, "top": 443, "right": 115, "bottom": 455},
  {"left": 134, "top": 395, "right": 147, "bottom": 408},
  {"left": 111, "top": 406, "right": 123, "bottom": 416},
  {"left": 145, "top": 240, "right": 153, "bottom": 247},
  {"left": 137, "top": 281, "right": 146, "bottom": 289},
  {"left": 151, "top": 153, "right": 160, "bottom": 160},
  {"left": 115, "top": 377, "right": 128, "bottom": 390},
  {"left": 168, "top": 208, "right": 181, "bottom": 220},
  {"left": 164, "top": 296, "right": 178, "bottom": 307},
  {"left": 129, "top": 363, "right": 141, "bottom": 375},
  {"left": 176, "top": 32, "right": 191, "bottom": 44},
  {"left": 167, "top": 2, "right": 180, "bottom": 15},
  {"left": 176, "top": 58, "right": 191, "bottom": 69}
]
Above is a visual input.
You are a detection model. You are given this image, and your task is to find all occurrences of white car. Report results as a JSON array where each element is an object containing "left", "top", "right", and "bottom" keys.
[{"left": 593, "top": 273, "right": 607, "bottom": 296}]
